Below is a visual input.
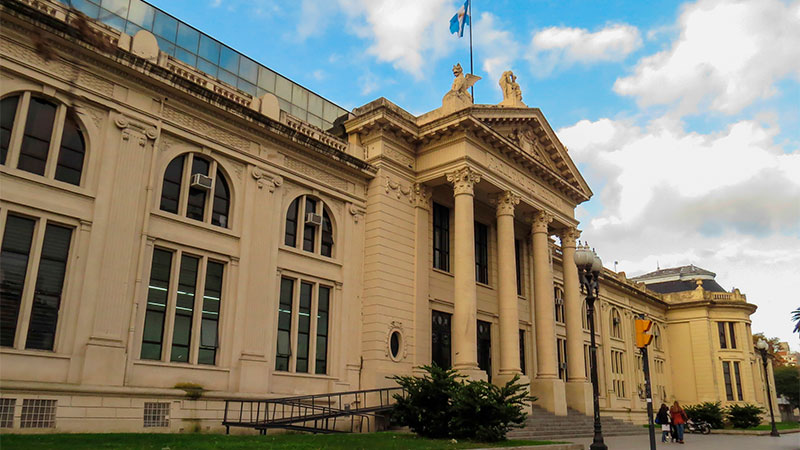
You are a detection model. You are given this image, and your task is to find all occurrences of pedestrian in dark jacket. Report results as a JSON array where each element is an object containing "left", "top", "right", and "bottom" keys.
[{"left": 656, "top": 403, "right": 671, "bottom": 443}]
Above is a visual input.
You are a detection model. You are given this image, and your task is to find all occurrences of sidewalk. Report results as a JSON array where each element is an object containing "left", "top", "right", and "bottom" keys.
[{"left": 566, "top": 432, "right": 800, "bottom": 449}]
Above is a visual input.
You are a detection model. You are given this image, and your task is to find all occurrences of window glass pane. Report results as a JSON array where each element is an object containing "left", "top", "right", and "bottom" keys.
[
  {"left": 431, "top": 310, "right": 451, "bottom": 369},
  {"left": 302, "top": 198, "right": 317, "bottom": 253},
  {"left": 55, "top": 114, "right": 85, "bottom": 185},
  {"left": 238, "top": 57, "right": 258, "bottom": 84},
  {"left": 198, "top": 35, "right": 220, "bottom": 64},
  {"left": 99, "top": 9, "right": 126, "bottom": 32},
  {"left": 211, "top": 170, "right": 229, "bottom": 228},
  {"left": 733, "top": 361, "right": 743, "bottom": 400},
  {"left": 292, "top": 85, "right": 309, "bottom": 110},
  {"left": 125, "top": 21, "right": 144, "bottom": 37},
  {"left": 176, "top": 22, "right": 199, "bottom": 52},
  {"left": 219, "top": 46, "right": 239, "bottom": 74},
  {"left": 197, "top": 58, "right": 218, "bottom": 78},
  {"left": 718, "top": 322, "right": 727, "bottom": 349},
  {"left": 19, "top": 98, "right": 57, "bottom": 176},
  {"left": 728, "top": 322, "right": 737, "bottom": 349},
  {"left": 159, "top": 155, "right": 184, "bottom": 214},
  {"left": 321, "top": 209, "right": 333, "bottom": 257},
  {"left": 308, "top": 93, "right": 323, "bottom": 117},
  {"left": 217, "top": 69, "right": 237, "bottom": 87},
  {"left": 296, "top": 282, "right": 312, "bottom": 373},
  {"left": 152, "top": 10, "right": 177, "bottom": 40},
  {"left": 290, "top": 104, "right": 307, "bottom": 121},
  {"left": 72, "top": 0, "right": 100, "bottom": 18},
  {"left": 199, "top": 261, "right": 223, "bottom": 365},
  {"left": 0, "top": 216, "right": 36, "bottom": 347},
  {"left": 237, "top": 79, "right": 257, "bottom": 96},
  {"left": 433, "top": 203, "right": 449, "bottom": 271},
  {"left": 0, "top": 95, "right": 19, "bottom": 165},
  {"left": 275, "top": 278, "right": 293, "bottom": 371},
  {"left": 515, "top": 240, "right": 522, "bottom": 295},
  {"left": 186, "top": 156, "right": 209, "bottom": 222},
  {"left": 26, "top": 224, "right": 72, "bottom": 350},
  {"left": 315, "top": 286, "right": 329, "bottom": 374},
  {"left": 474, "top": 222, "right": 488, "bottom": 284},
  {"left": 722, "top": 361, "right": 734, "bottom": 401},
  {"left": 101, "top": 0, "right": 129, "bottom": 17},
  {"left": 154, "top": 36, "right": 175, "bottom": 56},
  {"left": 170, "top": 254, "right": 198, "bottom": 362},
  {"left": 323, "top": 101, "right": 340, "bottom": 123},
  {"left": 275, "top": 76, "right": 292, "bottom": 101},
  {"left": 284, "top": 197, "right": 299, "bottom": 247},
  {"left": 175, "top": 48, "right": 197, "bottom": 67},
  {"left": 141, "top": 248, "right": 172, "bottom": 360},
  {"left": 258, "top": 66, "right": 276, "bottom": 91},
  {"left": 519, "top": 330, "right": 526, "bottom": 375},
  {"left": 126, "top": 0, "right": 154, "bottom": 28}
]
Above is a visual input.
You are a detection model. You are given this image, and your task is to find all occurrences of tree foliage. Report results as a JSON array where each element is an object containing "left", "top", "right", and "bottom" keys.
[
  {"left": 774, "top": 365, "right": 800, "bottom": 409},
  {"left": 684, "top": 401, "right": 724, "bottom": 429},
  {"left": 390, "top": 365, "right": 532, "bottom": 442},
  {"left": 725, "top": 403, "right": 765, "bottom": 429}
]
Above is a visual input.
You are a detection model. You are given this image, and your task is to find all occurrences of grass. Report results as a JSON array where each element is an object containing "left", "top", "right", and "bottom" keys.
[
  {"left": 746, "top": 421, "right": 800, "bottom": 431},
  {"left": 0, "top": 431, "right": 561, "bottom": 449}
]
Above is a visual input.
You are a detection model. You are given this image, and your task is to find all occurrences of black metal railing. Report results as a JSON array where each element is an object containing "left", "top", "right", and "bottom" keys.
[{"left": 222, "top": 387, "right": 405, "bottom": 434}]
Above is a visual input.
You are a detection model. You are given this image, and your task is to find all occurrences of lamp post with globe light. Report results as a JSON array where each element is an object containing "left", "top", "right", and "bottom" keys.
[
  {"left": 574, "top": 243, "right": 607, "bottom": 450},
  {"left": 756, "top": 338, "right": 780, "bottom": 437}
]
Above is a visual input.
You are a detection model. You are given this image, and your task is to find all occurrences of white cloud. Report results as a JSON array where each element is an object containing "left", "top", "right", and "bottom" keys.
[
  {"left": 475, "top": 13, "right": 520, "bottom": 88},
  {"left": 296, "top": 0, "right": 338, "bottom": 40},
  {"left": 527, "top": 24, "right": 642, "bottom": 75},
  {"left": 337, "top": 0, "right": 456, "bottom": 79},
  {"left": 614, "top": 0, "right": 800, "bottom": 116}
]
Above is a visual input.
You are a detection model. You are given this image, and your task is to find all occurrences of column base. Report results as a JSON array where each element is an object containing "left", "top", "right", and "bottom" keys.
[
  {"left": 565, "top": 380, "right": 593, "bottom": 415},
  {"left": 237, "top": 355, "right": 270, "bottom": 392},
  {"left": 454, "top": 365, "right": 489, "bottom": 382},
  {"left": 531, "top": 378, "right": 567, "bottom": 416},
  {"left": 82, "top": 340, "right": 126, "bottom": 386}
]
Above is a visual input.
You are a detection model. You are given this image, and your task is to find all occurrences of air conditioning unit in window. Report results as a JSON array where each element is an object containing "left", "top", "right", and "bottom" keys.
[
  {"left": 190, "top": 173, "right": 213, "bottom": 190},
  {"left": 305, "top": 212, "right": 323, "bottom": 226}
]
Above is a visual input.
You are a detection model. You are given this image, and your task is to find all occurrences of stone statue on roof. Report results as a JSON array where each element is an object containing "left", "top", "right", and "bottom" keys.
[
  {"left": 498, "top": 70, "right": 525, "bottom": 107},
  {"left": 442, "top": 63, "right": 481, "bottom": 111}
]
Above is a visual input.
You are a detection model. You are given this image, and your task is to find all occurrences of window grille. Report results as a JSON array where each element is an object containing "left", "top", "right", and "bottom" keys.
[
  {"left": 143, "top": 402, "right": 170, "bottom": 428},
  {"left": 0, "top": 398, "right": 15, "bottom": 428},
  {"left": 20, "top": 399, "right": 56, "bottom": 428}
]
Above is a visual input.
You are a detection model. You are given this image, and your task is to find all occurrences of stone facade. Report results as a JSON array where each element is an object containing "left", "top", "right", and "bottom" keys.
[{"left": 0, "top": 0, "right": 776, "bottom": 433}]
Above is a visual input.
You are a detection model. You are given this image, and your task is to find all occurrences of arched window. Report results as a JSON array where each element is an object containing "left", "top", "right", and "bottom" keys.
[
  {"left": 554, "top": 287, "right": 565, "bottom": 323},
  {"left": 284, "top": 195, "right": 334, "bottom": 257},
  {"left": 610, "top": 308, "right": 622, "bottom": 339},
  {"left": 1, "top": 93, "right": 86, "bottom": 185},
  {"left": 159, "top": 153, "right": 231, "bottom": 228}
]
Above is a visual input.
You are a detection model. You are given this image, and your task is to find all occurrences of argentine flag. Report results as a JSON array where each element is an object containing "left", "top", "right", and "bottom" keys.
[{"left": 450, "top": 0, "right": 470, "bottom": 37}]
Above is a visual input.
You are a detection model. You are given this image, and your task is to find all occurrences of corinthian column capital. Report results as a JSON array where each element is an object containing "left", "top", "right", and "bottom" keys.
[
  {"left": 446, "top": 166, "right": 481, "bottom": 196},
  {"left": 492, "top": 191, "right": 521, "bottom": 217},
  {"left": 531, "top": 211, "right": 554, "bottom": 234},
  {"left": 559, "top": 227, "right": 581, "bottom": 248}
]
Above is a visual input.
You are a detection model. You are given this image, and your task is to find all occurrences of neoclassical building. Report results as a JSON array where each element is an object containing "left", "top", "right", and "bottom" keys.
[{"left": 0, "top": 0, "right": 776, "bottom": 432}]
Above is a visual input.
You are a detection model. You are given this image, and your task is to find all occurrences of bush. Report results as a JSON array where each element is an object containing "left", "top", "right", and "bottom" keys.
[
  {"left": 726, "top": 403, "right": 765, "bottom": 429},
  {"left": 390, "top": 365, "right": 532, "bottom": 442},
  {"left": 684, "top": 401, "right": 724, "bottom": 429}
]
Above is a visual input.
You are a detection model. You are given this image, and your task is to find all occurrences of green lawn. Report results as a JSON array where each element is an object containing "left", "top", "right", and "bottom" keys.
[
  {"left": 747, "top": 421, "right": 800, "bottom": 431},
  {"left": 0, "top": 431, "right": 561, "bottom": 449}
]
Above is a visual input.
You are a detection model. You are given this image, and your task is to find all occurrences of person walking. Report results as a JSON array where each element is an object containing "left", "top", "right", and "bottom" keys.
[
  {"left": 670, "top": 401, "right": 688, "bottom": 444},
  {"left": 656, "top": 403, "right": 671, "bottom": 443}
]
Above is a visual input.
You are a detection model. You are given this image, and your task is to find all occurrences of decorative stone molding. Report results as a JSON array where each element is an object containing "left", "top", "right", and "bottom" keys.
[
  {"left": 114, "top": 113, "right": 157, "bottom": 147},
  {"left": 491, "top": 191, "right": 520, "bottom": 217},
  {"left": 285, "top": 156, "right": 348, "bottom": 191},
  {"left": 348, "top": 203, "right": 366, "bottom": 223},
  {"left": 385, "top": 321, "right": 408, "bottom": 362},
  {"left": 531, "top": 211, "right": 553, "bottom": 233},
  {"left": 446, "top": 166, "right": 481, "bottom": 196},
  {"left": 412, "top": 183, "right": 432, "bottom": 210},
  {"left": 162, "top": 105, "right": 250, "bottom": 150},
  {"left": 384, "top": 175, "right": 412, "bottom": 201},
  {"left": 559, "top": 228, "right": 581, "bottom": 247},
  {"left": 251, "top": 166, "right": 283, "bottom": 192}
]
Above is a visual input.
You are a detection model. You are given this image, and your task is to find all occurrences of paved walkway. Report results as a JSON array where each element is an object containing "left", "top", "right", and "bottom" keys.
[{"left": 566, "top": 432, "right": 800, "bottom": 449}]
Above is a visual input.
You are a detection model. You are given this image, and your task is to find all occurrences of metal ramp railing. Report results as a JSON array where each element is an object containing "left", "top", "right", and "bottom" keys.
[{"left": 222, "top": 387, "right": 405, "bottom": 434}]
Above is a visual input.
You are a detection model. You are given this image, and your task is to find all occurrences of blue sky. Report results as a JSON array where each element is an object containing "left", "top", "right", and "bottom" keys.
[{"left": 149, "top": 0, "right": 800, "bottom": 344}]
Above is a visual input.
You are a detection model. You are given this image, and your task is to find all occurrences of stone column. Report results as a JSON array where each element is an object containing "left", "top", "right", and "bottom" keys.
[
  {"left": 494, "top": 191, "right": 527, "bottom": 386},
  {"left": 446, "top": 167, "right": 485, "bottom": 380},
  {"left": 530, "top": 211, "right": 567, "bottom": 415},
  {"left": 561, "top": 227, "right": 593, "bottom": 414}
]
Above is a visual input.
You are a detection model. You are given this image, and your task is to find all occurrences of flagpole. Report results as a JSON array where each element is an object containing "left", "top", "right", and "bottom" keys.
[{"left": 469, "top": 0, "right": 474, "bottom": 100}]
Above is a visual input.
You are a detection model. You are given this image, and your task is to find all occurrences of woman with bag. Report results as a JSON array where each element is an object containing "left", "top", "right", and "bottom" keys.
[
  {"left": 670, "top": 401, "right": 688, "bottom": 444},
  {"left": 656, "top": 403, "right": 671, "bottom": 443}
]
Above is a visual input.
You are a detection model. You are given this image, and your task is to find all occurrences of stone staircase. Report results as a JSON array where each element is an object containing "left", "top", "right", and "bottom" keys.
[{"left": 508, "top": 405, "right": 649, "bottom": 441}]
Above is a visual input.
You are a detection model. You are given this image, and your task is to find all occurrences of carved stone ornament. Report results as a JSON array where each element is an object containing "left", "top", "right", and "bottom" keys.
[
  {"left": 559, "top": 228, "right": 581, "bottom": 247},
  {"left": 442, "top": 63, "right": 481, "bottom": 110},
  {"left": 446, "top": 167, "right": 481, "bottom": 196},
  {"left": 114, "top": 113, "right": 157, "bottom": 147},
  {"left": 384, "top": 175, "right": 412, "bottom": 200},
  {"left": 251, "top": 166, "right": 283, "bottom": 192},
  {"left": 412, "top": 183, "right": 432, "bottom": 209},
  {"left": 492, "top": 191, "right": 520, "bottom": 217},
  {"left": 498, "top": 70, "right": 526, "bottom": 107},
  {"left": 531, "top": 210, "right": 554, "bottom": 233},
  {"left": 348, "top": 203, "right": 366, "bottom": 223}
]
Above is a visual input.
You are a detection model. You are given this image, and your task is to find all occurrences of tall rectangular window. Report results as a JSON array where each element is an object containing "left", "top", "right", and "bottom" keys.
[
  {"left": 296, "top": 282, "right": 313, "bottom": 373},
  {"left": 728, "top": 322, "right": 737, "bottom": 349},
  {"left": 315, "top": 286, "right": 330, "bottom": 374},
  {"left": 275, "top": 278, "right": 293, "bottom": 371},
  {"left": 0, "top": 216, "right": 36, "bottom": 347},
  {"left": 557, "top": 337, "right": 568, "bottom": 380},
  {"left": 477, "top": 320, "right": 491, "bottom": 380},
  {"left": 519, "top": 329, "right": 526, "bottom": 375},
  {"left": 432, "top": 203, "right": 450, "bottom": 271},
  {"left": 718, "top": 322, "right": 728, "bottom": 349},
  {"left": 722, "top": 361, "right": 734, "bottom": 401},
  {"left": 431, "top": 310, "right": 451, "bottom": 369},
  {"left": 140, "top": 248, "right": 225, "bottom": 365},
  {"left": 186, "top": 157, "right": 209, "bottom": 221},
  {"left": 474, "top": 222, "right": 488, "bottom": 284},
  {"left": 733, "top": 361, "right": 743, "bottom": 401},
  {"left": 18, "top": 98, "right": 56, "bottom": 176},
  {"left": 141, "top": 249, "right": 172, "bottom": 360},
  {"left": 302, "top": 198, "right": 317, "bottom": 252},
  {"left": 198, "top": 261, "right": 223, "bottom": 365},
  {"left": 611, "top": 349, "right": 625, "bottom": 397},
  {"left": 515, "top": 240, "right": 522, "bottom": 295},
  {"left": 26, "top": 224, "right": 72, "bottom": 350},
  {"left": 284, "top": 198, "right": 299, "bottom": 247}
]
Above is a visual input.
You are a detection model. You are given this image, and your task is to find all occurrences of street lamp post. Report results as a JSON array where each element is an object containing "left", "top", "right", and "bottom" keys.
[
  {"left": 756, "top": 338, "right": 780, "bottom": 437},
  {"left": 574, "top": 243, "right": 607, "bottom": 450}
]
